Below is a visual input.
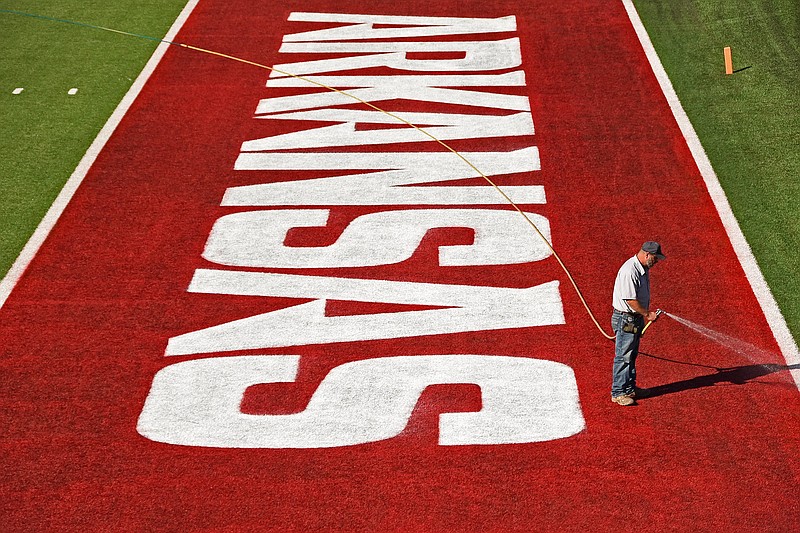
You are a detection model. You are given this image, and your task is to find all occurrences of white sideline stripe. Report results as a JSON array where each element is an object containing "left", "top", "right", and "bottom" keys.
[
  {"left": 0, "top": 0, "right": 200, "bottom": 311},
  {"left": 623, "top": 0, "right": 800, "bottom": 390}
]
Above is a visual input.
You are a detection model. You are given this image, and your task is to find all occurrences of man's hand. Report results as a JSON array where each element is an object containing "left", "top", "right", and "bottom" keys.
[{"left": 624, "top": 299, "right": 655, "bottom": 320}]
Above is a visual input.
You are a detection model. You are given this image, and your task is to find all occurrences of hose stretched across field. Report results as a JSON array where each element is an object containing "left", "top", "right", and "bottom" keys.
[{"left": 1, "top": 8, "right": 617, "bottom": 340}]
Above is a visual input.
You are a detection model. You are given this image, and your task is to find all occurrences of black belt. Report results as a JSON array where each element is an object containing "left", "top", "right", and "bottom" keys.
[{"left": 613, "top": 309, "right": 641, "bottom": 317}]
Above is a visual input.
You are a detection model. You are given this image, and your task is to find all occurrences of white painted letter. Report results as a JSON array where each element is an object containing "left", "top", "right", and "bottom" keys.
[
  {"left": 269, "top": 38, "right": 522, "bottom": 78},
  {"left": 165, "top": 270, "right": 564, "bottom": 355},
  {"left": 203, "top": 209, "right": 552, "bottom": 268},
  {"left": 137, "top": 355, "right": 584, "bottom": 448},
  {"left": 282, "top": 13, "right": 516, "bottom": 42},
  {"left": 227, "top": 148, "right": 544, "bottom": 206},
  {"left": 242, "top": 111, "right": 533, "bottom": 151}
]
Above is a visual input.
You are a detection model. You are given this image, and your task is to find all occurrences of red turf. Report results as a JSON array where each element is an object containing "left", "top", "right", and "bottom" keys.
[{"left": 1, "top": 0, "right": 799, "bottom": 530}]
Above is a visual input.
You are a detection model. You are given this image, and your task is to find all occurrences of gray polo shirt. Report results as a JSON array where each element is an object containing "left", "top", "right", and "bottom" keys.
[{"left": 612, "top": 255, "right": 650, "bottom": 313}]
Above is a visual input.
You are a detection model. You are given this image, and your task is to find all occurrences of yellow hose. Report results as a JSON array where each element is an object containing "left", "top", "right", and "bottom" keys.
[{"left": 2, "top": 9, "right": 617, "bottom": 340}]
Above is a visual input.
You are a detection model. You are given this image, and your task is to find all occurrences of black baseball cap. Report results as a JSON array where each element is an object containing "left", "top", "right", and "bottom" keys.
[{"left": 642, "top": 241, "right": 666, "bottom": 260}]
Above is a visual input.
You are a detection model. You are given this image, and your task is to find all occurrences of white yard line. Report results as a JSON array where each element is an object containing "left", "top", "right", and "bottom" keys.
[
  {"left": 0, "top": 0, "right": 200, "bottom": 310},
  {"left": 622, "top": 0, "right": 800, "bottom": 389}
]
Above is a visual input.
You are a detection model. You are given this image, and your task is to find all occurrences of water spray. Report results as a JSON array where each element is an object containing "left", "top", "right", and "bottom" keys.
[
  {"left": 642, "top": 310, "right": 789, "bottom": 381},
  {"left": 661, "top": 311, "right": 781, "bottom": 364}
]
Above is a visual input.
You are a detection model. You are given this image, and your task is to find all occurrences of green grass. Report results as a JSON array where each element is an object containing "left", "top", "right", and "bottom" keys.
[
  {"left": 0, "top": 0, "right": 188, "bottom": 277},
  {"left": 633, "top": 0, "right": 800, "bottom": 344}
]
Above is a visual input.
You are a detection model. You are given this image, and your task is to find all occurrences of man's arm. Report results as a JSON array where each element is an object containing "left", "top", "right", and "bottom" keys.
[{"left": 624, "top": 299, "right": 658, "bottom": 322}]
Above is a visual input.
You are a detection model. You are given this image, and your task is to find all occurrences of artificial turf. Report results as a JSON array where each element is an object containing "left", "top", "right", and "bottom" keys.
[
  {"left": 0, "top": 0, "right": 189, "bottom": 279},
  {"left": 0, "top": 0, "right": 798, "bottom": 349},
  {"left": 633, "top": 0, "right": 800, "bottom": 343},
  {"left": 1, "top": 2, "right": 799, "bottom": 529}
]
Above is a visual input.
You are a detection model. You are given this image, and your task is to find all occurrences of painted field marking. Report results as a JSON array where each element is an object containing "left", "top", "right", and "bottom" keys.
[
  {"left": 68, "top": 88, "right": 78, "bottom": 95},
  {"left": 2, "top": 1, "right": 796, "bottom": 392},
  {"left": 13, "top": 87, "right": 24, "bottom": 94},
  {"left": 622, "top": 0, "right": 800, "bottom": 389},
  {"left": 0, "top": 0, "right": 200, "bottom": 310}
]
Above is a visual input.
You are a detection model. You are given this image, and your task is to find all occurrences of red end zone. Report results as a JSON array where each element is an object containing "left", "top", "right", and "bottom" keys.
[{"left": 2, "top": 0, "right": 799, "bottom": 530}]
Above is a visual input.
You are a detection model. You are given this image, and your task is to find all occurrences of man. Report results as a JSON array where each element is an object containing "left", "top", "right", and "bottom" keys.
[{"left": 610, "top": 241, "right": 665, "bottom": 406}]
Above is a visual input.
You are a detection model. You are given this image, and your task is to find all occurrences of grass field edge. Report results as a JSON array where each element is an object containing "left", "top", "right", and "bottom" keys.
[
  {"left": 622, "top": 0, "right": 800, "bottom": 390},
  {"left": 0, "top": 0, "right": 200, "bottom": 311}
]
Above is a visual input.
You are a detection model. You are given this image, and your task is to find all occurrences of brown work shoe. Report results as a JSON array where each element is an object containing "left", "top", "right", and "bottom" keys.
[{"left": 611, "top": 395, "right": 635, "bottom": 406}]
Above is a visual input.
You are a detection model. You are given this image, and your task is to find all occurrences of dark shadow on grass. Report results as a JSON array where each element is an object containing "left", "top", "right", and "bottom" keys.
[
  {"left": 733, "top": 65, "right": 752, "bottom": 73},
  {"left": 639, "top": 351, "right": 799, "bottom": 398}
]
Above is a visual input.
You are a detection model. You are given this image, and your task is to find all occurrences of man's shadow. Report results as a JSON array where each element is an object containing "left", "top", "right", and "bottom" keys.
[{"left": 639, "top": 351, "right": 800, "bottom": 398}]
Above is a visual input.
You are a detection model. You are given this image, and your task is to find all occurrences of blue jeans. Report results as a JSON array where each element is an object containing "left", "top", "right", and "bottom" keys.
[{"left": 611, "top": 310, "right": 644, "bottom": 397}]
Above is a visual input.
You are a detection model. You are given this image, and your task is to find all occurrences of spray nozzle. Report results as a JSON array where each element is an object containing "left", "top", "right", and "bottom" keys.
[{"left": 641, "top": 309, "right": 663, "bottom": 337}]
